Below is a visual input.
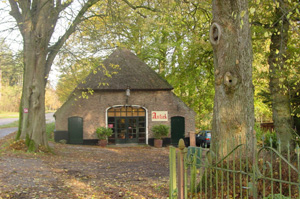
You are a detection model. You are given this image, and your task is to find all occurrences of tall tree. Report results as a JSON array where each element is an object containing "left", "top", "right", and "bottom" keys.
[
  {"left": 210, "top": 0, "right": 255, "bottom": 157},
  {"left": 8, "top": 0, "right": 103, "bottom": 147},
  {"left": 250, "top": 0, "right": 300, "bottom": 149},
  {"left": 267, "top": 0, "right": 300, "bottom": 151}
]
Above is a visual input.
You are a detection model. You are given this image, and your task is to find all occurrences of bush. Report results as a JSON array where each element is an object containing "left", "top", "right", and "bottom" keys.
[
  {"left": 255, "top": 123, "right": 277, "bottom": 148},
  {"left": 95, "top": 127, "right": 113, "bottom": 140},
  {"left": 46, "top": 122, "right": 55, "bottom": 141},
  {"left": 151, "top": 124, "right": 169, "bottom": 139}
]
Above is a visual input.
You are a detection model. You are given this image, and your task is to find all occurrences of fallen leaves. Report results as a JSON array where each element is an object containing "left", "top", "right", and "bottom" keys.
[{"left": 0, "top": 135, "right": 169, "bottom": 198}]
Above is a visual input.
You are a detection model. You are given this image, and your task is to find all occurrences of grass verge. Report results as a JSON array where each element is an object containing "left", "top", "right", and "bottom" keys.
[{"left": 0, "top": 120, "right": 19, "bottom": 129}]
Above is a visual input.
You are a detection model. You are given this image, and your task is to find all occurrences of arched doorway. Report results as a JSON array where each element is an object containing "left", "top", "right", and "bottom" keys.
[{"left": 107, "top": 106, "right": 146, "bottom": 144}]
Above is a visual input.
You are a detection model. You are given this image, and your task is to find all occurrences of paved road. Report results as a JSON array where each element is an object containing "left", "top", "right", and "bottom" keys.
[
  {"left": 0, "top": 113, "right": 55, "bottom": 139},
  {"left": 0, "top": 127, "right": 18, "bottom": 139}
]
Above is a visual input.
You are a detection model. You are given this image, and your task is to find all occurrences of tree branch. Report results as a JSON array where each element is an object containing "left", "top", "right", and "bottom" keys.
[
  {"left": 45, "top": 0, "right": 100, "bottom": 81},
  {"left": 121, "top": 0, "right": 160, "bottom": 12},
  {"left": 56, "top": 0, "right": 73, "bottom": 13},
  {"left": 8, "top": 0, "right": 24, "bottom": 36}
]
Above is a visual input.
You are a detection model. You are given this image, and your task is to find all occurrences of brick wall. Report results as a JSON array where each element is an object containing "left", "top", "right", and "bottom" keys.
[{"left": 55, "top": 90, "right": 196, "bottom": 140}]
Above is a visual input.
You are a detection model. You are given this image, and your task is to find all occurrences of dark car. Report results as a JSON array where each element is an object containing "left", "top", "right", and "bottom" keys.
[{"left": 196, "top": 130, "right": 211, "bottom": 148}]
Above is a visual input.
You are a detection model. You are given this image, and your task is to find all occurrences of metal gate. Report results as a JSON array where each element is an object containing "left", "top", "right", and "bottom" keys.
[{"left": 169, "top": 138, "right": 300, "bottom": 199}]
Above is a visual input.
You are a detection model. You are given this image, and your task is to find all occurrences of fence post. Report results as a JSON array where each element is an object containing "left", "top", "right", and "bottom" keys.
[
  {"left": 189, "top": 131, "right": 195, "bottom": 147},
  {"left": 169, "top": 146, "right": 177, "bottom": 199},
  {"left": 178, "top": 139, "right": 186, "bottom": 199},
  {"left": 251, "top": 133, "right": 258, "bottom": 198}
]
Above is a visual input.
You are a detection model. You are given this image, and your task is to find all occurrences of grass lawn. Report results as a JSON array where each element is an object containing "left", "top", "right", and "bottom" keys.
[{"left": 0, "top": 112, "right": 19, "bottom": 119}]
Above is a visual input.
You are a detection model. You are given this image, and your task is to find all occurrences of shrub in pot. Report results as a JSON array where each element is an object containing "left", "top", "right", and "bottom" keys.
[
  {"left": 95, "top": 127, "right": 113, "bottom": 147},
  {"left": 151, "top": 124, "right": 170, "bottom": 148}
]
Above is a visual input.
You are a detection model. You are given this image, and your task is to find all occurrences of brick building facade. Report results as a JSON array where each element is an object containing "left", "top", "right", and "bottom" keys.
[{"left": 54, "top": 49, "right": 195, "bottom": 145}]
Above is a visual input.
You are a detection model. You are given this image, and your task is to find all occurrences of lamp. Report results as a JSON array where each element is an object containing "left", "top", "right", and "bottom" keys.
[
  {"left": 126, "top": 87, "right": 130, "bottom": 97},
  {"left": 125, "top": 86, "right": 130, "bottom": 105}
]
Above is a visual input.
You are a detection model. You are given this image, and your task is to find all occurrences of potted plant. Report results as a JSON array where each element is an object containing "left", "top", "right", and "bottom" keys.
[
  {"left": 151, "top": 124, "right": 170, "bottom": 148},
  {"left": 95, "top": 127, "right": 113, "bottom": 147}
]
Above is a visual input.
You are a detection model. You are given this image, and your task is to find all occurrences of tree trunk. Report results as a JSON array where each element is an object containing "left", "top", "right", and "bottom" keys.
[
  {"left": 210, "top": 0, "right": 255, "bottom": 158},
  {"left": 9, "top": 0, "right": 104, "bottom": 148},
  {"left": 20, "top": 37, "right": 48, "bottom": 146},
  {"left": 268, "top": 1, "right": 293, "bottom": 152},
  {"left": 9, "top": 0, "right": 58, "bottom": 148},
  {"left": 0, "top": 68, "right": 2, "bottom": 102}
]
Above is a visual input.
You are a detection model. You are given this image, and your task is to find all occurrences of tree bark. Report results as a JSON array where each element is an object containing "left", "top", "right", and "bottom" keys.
[
  {"left": 268, "top": 1, "right": 293, "bottom": 152},
  {"left": 0, "top": 68, "right": 2, "bottom": 102},
  {"left": 210, "top": 0, "right": 255, "bottom": 158}
]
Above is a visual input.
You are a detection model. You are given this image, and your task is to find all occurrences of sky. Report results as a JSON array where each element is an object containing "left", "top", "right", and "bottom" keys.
[{"left": 0, "top": 2, "right": 82, "bottom": 88}]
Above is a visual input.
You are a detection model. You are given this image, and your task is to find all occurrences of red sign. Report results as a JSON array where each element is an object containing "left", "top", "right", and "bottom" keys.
[
  {"left": 152, "top": 111, "right": 168, "bottom": 121},
  {"left": 108, "top": 124, "right": 114, "bottom": 128},
  {"left": 23, "top": 108, "right": 28, "bottom": 113}
]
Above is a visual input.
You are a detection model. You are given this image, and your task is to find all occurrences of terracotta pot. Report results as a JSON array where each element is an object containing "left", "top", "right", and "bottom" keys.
[
  {"left": 98, "top": 139, "right": 107, "bottom": 147},
  {"left": 154, "top": 139, "right": 163, "bottom": 148}
]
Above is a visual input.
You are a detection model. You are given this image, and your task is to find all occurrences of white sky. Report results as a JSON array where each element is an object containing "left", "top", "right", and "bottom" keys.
[{"left": 0, "top": 1, "right": 86, "bottom": 88}]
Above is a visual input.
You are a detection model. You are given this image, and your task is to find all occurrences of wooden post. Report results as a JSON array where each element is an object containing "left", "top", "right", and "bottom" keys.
[
  {"left": 189, "top": 131, "right": 195, "bottom": 146},
  {"left": 178, "top": 139, "right": 186, "bottom": 199},
  {"left": 169, "top": 146, "right": 177, "bottom": 198}
]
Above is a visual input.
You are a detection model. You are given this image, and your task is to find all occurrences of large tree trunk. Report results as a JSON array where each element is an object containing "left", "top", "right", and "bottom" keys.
[
  {"left": 9, "top": 0, "right": 58, "bottom": 148},
  {"left": 18, "top": 0, "right": 54, "bottom": 147},
  {"left": 268, "top": 1, "right": 293, "bottom": 152},
  {"left": 210, "top": 0, "right": 255, "bottom": 158},
  {"left": 9, "top": 0, "right": 101, "bottom": 148},
  {"left": 0, "top": 68, "right": 2, "bottom": 102},
  {"left": 20, "top": 36, "right": 48, "bottom": 146}
]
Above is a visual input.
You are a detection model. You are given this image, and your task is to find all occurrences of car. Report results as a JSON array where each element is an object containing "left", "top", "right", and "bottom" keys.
[{"left": 196, "top": 130, "right": 211, "bottom": 148}]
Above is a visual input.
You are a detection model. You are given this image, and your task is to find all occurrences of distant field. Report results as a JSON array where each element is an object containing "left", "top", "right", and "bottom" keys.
[{"left": 0, "top": 112, "right": 19, "bottom": 119}]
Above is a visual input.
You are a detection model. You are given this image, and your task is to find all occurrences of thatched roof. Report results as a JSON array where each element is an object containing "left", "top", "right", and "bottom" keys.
[{"left": 77, "top": 48, "right": 173, "bottom": 91}]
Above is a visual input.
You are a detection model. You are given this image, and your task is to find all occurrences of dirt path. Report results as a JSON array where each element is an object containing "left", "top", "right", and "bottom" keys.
[{"left": 0, "top": 134, "right": 170, "bottom": 199}]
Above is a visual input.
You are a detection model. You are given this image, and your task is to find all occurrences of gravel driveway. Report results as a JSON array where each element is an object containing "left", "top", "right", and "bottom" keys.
[{"left": 0, "top": 133, "right": 170, "bottom": 199}]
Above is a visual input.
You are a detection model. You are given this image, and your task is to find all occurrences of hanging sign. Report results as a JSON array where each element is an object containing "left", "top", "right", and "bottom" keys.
[
  {"left": 23, "top": 108, "right": 29, "bottom": 113},
  {"left": 152, "top": 111, "right": 168, "bottom": 121}
]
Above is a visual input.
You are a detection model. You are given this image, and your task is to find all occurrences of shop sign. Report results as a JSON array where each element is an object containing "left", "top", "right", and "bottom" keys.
[
  {"left": 108, "top": 124, "right": 114, "bottom": 128},
  {"left": 152, "top": 111, "right": 168, "bottom": 121}
]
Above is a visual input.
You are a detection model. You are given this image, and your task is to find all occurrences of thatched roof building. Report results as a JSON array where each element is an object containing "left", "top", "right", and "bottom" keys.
[{"left": 54, "top": 48, "right": 195, "bottom": 146}]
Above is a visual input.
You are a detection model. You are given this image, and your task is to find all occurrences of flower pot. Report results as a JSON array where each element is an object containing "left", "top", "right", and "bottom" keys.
[
  {"left": 154, "top": 139, "right": 163, "bottom": 148},
  {"left": 98, "top": 139, "right": 107, "bottom": 147}
]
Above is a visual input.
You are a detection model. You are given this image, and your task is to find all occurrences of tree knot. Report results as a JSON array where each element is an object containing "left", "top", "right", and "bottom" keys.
[
  {"left": 224, "top": 71, "right": 238, "bottom": 92},
  {"left": 210, "top": 22, "right": 222, "bottom": 45}
]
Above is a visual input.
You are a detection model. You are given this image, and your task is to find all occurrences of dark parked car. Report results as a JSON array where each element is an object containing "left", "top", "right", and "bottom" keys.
[{"left": 196, "top": 130, "right": 211, "bottom": 148}]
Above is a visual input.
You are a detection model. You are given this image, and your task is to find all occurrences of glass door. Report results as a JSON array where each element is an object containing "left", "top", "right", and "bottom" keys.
[
  {"left": 115, "top": 117, "right": 139, "bottom": 144},
  {"left": 127, "top": 118, "right": 138, "bottom": 143},
  {"left": 107, "top": 106, "right": 146, "bottom": 144},
  {"left": 116, "top": 118, "right": 126, "bottom": 144}
]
